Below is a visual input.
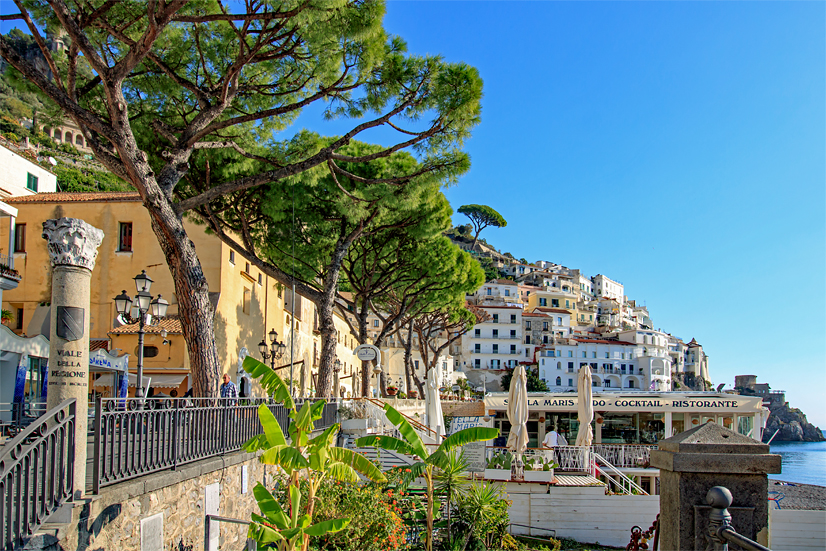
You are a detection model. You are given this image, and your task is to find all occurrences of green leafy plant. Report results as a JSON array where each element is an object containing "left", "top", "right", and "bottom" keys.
[
  {"left": 1, "top": 309, "right": 13, "bottom": 325},
  {"left": 485, "top": 451, "right": 513, "bottom": 470},
  {"left": 241, "top": 356, "right": 387, "bottom": 551},
  {"left": 453, "top": 481, "right": 511, "bottom": 550},
  {"left": 356, "top": 403, "right": 498, "bottom": 551},
  {"left": 523, "top": 456, "right": 558, "bottom": 472},
  {"left": 435, "top": 449, "right": 471, "bottom": 546}
]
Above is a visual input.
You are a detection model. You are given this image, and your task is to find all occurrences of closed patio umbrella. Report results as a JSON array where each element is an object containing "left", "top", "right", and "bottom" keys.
[
  {"left": 506, "top": 365, "right": 529, "bottom": 477},
  {"left": 425, "top": 367, "right": 444, "bottom": 439},
  {"left": 576, "top": 365, "right": 594, "bottom": 447}
]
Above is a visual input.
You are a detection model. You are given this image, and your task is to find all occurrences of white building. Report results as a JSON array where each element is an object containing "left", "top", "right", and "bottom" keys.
[
  {"left": 538, "top": 338, "right": 643, "bottom": 391},
  {"left": 460, "top": 304, "right": 524, "bottom": 391},
  {"left": 469, "top": 278, "right": 520, "bottom": 306},
  {"left": 592, "top": 274, "right": 624, "bottom": 304}
]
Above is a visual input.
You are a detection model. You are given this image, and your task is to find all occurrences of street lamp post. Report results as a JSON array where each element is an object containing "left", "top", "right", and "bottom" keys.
[
  {"left": 258, "top": 328, "right": 286, "bottom": 370},
  {"left": 113, "top": 270, "right": 169, "bottom": 399}
]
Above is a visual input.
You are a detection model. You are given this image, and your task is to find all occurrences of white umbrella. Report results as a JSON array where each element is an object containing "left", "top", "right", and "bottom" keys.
[
  {"left": 506, "top": 365, "right": 529, "bottom": 457},
  {"left": 576, "top": 365, "right": 594, "bottom": 447},
  {"left": 425, "top": 368, "right": 444, "bottom": 438}
]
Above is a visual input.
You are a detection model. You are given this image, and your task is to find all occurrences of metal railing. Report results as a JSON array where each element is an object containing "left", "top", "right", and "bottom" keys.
[
  {"left": 0, "top": 253, "right": 15, "bottom": 271},
  {"left": 204, "top": 514, "right": 254, "bottom": 551},
  {"left": 92, "top": 397, "right": 338, "bottom": 493},
  {"left": 0, "top": 401, "right": 48, "bottom": 439},
  {"left": 706, "top": 486, "right": 771, "bottom": 551},
  {"left": 1, "top": 399, "right": 76, "bottom": 550},
  {"left": 592, "top": 452, "right": 648, "bottom": 495},
  {"left": 485, "top": 445, "right": 593, "bottom": 472},
  {"left": 592, "top": 444, "right": 657, "bottom": 469}
]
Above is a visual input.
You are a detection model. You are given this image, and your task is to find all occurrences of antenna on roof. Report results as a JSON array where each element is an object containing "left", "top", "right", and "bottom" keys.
[{"left": 47, "top": 156, "right": 57, "bottom": 166}]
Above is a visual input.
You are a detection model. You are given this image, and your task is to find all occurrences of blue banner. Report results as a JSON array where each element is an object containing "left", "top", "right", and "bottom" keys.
[
  {"left": 40, "top": 361, "right": 48, "bottom": 401},
  {"left": 118, "top": 371, "right": 128, "bottom": 400},
  {"left": 13, "top": 362, "right": 26, "bottom": 403}
]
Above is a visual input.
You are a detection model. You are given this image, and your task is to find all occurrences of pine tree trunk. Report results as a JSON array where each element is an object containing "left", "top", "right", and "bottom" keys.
[
  {"left": 403, "top": 320, "right": 414, "bottom": 395},
  {"left": 358, "top": 317, "right": 370, "bottom": 397},
  {"left": 110, "top": 89, "right": 221, "bottom": 398}
]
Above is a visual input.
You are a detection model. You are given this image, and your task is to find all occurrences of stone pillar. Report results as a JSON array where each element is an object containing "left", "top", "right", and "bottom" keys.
[
  {"left": 42, "top": 218, "right": 104, "bottom": 498},
  {"left": 651, "top": 422, "right": 781, "bottom": 551}
]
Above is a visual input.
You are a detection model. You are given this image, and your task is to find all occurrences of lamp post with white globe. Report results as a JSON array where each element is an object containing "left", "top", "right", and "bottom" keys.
[{"left": 113, "top": 270, "right": 169, "bottom": 399}]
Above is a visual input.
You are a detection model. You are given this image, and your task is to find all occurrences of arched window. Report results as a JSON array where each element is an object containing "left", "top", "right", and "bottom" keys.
[
  {"left": 557, "top": 361, "right": 561, "bottom": 370},
  {"left": 555, "top": 377, "right": 561, "bottom": 386},
  {"left": 65, "top": 131, "right": 73, "bottom": 144},
  {"left": 75, "top": 135, "right": 84, "bottom": 146},
  {"left": 54, "top": 129, "right": 62, "bottom": 141}
]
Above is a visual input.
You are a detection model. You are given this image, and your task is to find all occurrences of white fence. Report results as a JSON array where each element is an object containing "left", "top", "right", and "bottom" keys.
[
  {"left": 508, "top": 485, "right": 660, "bottom": 548},
  {"left": 770, "top": 508, "right": 826, "bottom": 551}
]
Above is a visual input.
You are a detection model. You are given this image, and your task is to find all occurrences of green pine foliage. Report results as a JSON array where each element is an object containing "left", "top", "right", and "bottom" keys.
[{"left": 501, "top": 368, "right": 550, "bottom": 393}]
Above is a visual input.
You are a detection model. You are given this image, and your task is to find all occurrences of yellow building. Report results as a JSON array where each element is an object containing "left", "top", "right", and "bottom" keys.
[
  {"left": 525, "top": 289, "right": 577, "bottom": 313},
  {"left": 0, "top": 192, "right": 354, "bottom": 398}
]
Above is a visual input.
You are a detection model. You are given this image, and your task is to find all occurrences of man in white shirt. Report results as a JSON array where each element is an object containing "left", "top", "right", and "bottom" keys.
[{"left": 541, "top": 426, "right": 567, "bottom": 461}]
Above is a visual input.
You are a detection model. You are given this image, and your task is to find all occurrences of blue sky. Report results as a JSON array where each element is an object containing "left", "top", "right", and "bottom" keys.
[
  {"left": 376, "top": 1, "right": 826, "bottom": 425},
  {"left": 2, "top": 2, "right": 823, "bottom": 425}
]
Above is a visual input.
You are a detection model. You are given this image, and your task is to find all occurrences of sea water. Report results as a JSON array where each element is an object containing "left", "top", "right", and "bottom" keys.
[{"left": 769, "top": 435, "right": 826, "bottom": 487}]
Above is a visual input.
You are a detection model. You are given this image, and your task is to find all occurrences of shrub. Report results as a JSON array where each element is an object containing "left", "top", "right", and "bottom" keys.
[{"left": 273, "top": 477, "right": 410, "bottom": 551}]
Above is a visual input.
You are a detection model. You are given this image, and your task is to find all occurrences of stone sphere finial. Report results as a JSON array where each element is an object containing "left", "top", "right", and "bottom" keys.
[
  {"left": 706, "top": 486, "right": 733, "bottom": 509},
  {"left": 42, "top": 217, "right": 104, "bottom": 270}
]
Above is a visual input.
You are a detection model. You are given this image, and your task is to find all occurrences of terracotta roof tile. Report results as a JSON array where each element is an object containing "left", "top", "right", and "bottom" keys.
[
  {"left": 574, "top": 338, "right": 635, "bottom": 346},
  {"left": 89, "top": 338, "right": 109, "bottom": 351},
  {"left": 532, "top": 307, "right": 572, "bottom": 314},
  {"left": 6, "top": 192, "right": 141, "bottom": 204},
  {"left": 109, "top": 316, "right": 182, "bottom": 335}
]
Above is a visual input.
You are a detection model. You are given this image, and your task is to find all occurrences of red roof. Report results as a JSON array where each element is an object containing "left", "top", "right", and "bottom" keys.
[
  {"left": 574, "top": 337, "right": 636, "bottom": 346},
  {"left": 574, "top": 338, "right": 635, "bottom": 346},
  {"left": 532, "top": 307, "right": 572, "bottom": 314},
  {"left": 7, "top": 192, "right": 141, "bottom": 203},
  {"left": 109, "top": 316, "right": 183, "bottom": 335}
]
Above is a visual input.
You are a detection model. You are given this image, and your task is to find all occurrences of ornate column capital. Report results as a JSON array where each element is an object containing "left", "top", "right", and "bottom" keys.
[{"left": 42, "top": 218, "right": 104, "bottom": 270}]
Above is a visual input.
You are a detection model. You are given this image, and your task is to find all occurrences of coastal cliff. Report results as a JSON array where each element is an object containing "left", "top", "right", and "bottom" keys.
[{"left": 763, "top": 401, "right": 825, "bottom": 443}]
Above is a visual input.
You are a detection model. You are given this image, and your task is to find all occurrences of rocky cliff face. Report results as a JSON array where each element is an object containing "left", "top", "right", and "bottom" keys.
[{"left": 763, "top": 402, "right": 825, "bottom": 443}]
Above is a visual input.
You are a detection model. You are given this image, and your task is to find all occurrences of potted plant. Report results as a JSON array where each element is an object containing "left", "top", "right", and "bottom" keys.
[
  {"left": 338, "top": 403, "right": 369, "bottom": 430},
  {"left": 386, "top": 385, "right": 398, "bottom": 397},
  {"left": 484, "top": 451, "right": 512, "bottom": 481},
  {"left": 408, "top": 389, "right": 418, "bottom": 399},
  {"left": 523, "top": 456, "right": 557, "bottom": 483}
]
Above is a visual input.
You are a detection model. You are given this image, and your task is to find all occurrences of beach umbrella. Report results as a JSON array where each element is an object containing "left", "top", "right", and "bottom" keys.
[
  {"left": 576, "top": 365, "right": 594, "bottom": 447},
  {"left": 506, "top": 365, "right": 529, "bottom": 458},
  {"left": 425, "top": 368, "right": 444, "bottom": 438}
]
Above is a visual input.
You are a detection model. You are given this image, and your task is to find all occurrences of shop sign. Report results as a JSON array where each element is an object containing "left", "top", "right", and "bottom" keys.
[
  {"left": 483, "top": 393, "right": 762, "bottom": 413},
  {"left": 448, "top": 416, "right": 487, "bottom": 472}
]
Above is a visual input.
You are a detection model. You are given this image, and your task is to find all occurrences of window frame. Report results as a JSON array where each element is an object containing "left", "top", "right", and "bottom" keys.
[
  {"left": 117, "top": 222, "right": 133, "bottom": 252},
  {"left": 13, "top": 223, "right": 26, "bottom": 253}
]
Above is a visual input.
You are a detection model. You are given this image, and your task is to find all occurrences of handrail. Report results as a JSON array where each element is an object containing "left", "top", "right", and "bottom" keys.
[
  {"left": 362, "top": 398, "right": 439, "bottom": 441},
  {"left": 592, "top": 451, "right": 649, "bottom": 495},
  {"left": 204, "top": 514, "right": 250, "bottom": 551},
  {"left": 1, "top": 399, "right": 76, "bottom": 550},
  {"left": 92, "top": 397, "right": 337, "bottom": 492},
  {"left": 707, "top": 486, "right": 771, "bottom": 551}
]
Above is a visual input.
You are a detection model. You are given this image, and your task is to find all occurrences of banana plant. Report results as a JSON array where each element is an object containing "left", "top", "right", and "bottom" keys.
[
  {"left": 242, "top": 356, "right": 387, "bottom": 551},
  {"left": 355, "top": 403, "right": 498, "bottom": 551}
]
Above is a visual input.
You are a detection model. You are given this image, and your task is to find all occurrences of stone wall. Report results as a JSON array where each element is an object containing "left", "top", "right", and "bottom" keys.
[{"left": 34, "top": 451, "right": 270, "bottom": 551}]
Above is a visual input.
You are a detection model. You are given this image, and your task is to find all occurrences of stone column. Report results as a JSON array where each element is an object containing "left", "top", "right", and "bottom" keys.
[
  {"left": 651, "top": 422, "right": 781, "bottom": 551},
  {"left": 42, "top": 218, "right": 104, "bottom": 498}
]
